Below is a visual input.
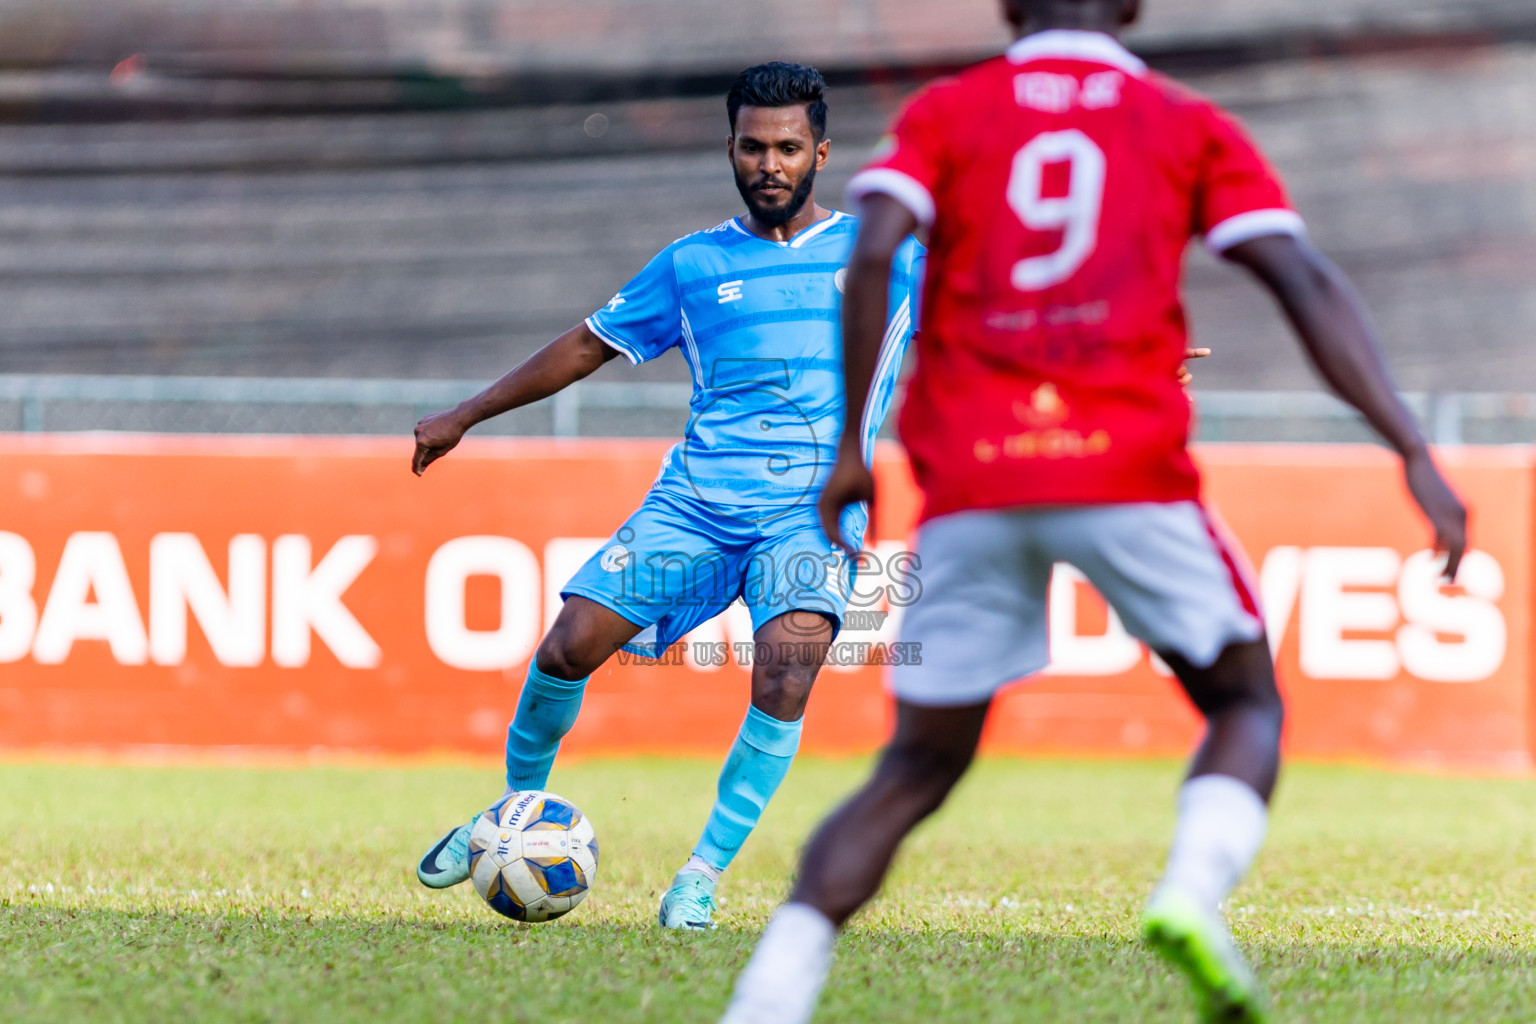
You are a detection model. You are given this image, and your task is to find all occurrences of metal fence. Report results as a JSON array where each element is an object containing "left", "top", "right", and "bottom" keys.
[{"left": 0, "top": 375, "right": 1533, "bottom": 446}]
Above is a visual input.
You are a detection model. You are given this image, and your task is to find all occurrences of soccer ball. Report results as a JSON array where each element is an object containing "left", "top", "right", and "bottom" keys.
[{"left": 468, "top": 790, "right": 598, "bottom": 922}]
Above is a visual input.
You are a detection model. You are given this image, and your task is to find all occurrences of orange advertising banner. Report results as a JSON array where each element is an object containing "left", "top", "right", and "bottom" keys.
[{"left": 0, "top": 434, "right": 1527, "bottom": 769}]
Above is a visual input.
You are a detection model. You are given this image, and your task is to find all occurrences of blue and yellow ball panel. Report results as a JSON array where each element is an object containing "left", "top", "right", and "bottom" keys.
[
  {"left": 485, "top": 794, "right": 513, "bottom": 823},
  {"left": 482, "top": 870, "right": 530, "bottom": 921},
  {"left": 527, "top": 858, "right": 585, "bottom": 898},
  {"left": 532, "top": 799, "right": 576, "bottom": 829},
  {"left": 485, "top": 890, "right": 529, "bottom": 921}
]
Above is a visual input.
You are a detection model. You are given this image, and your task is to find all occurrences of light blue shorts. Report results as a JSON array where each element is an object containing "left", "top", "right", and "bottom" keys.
[{"left": 562, "top": 488, "right": 868, "bottom": 656}]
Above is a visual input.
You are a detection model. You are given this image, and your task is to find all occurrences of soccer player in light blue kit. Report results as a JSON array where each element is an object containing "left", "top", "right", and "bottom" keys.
[{"left": 409, "top": 62, "right": 923, "bottom": 930}]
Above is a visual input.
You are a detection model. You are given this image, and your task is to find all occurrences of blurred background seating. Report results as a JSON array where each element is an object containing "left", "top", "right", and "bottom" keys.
[{"left": 0, "top": 0, "right": 1527, "bottom": 433}]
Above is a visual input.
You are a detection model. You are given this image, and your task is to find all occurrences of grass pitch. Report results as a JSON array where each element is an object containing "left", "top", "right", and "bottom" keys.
[{"left": 2, "top": 756, "right": 1533, "bottom": 1023}]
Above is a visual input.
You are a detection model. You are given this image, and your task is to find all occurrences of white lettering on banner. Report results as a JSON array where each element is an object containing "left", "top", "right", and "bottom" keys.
[
  {"left": 0, "top": 532, "right": 37, "bottom": 663},
  {"left": 1258, "top": 546, "right": 1305, "bottom": 657},
  {"left": 1299, "top": 547, "right": 1402, "bottom": 680},
  {"left": 1396, "top": 549, "right": 1506, "bottom": 683},
  {"left": 682, "top": 600, "right": 755, "bottom": 673},
  {"left": 0, "top": 532, "right": 1505, "bottom": 684},
  {"left": 149, "top": 534, "right": 265, "bottom": 667},
  {"left": 425, "top": 537, "right": 541, "bottom": 671},
  {"left": 1045, "top": 564, "right": 1142, "bottom": 676},
  {"left": 543, "top": 538, "right": 607, "bottom": 633},
  {"left": 1035, "top": 547, "right": 1509, "bottom": 685},
  {"left": 271, "top": 535, "right": 380, "bottom": 669},
  {"left": 32, "top": 532, "right": 148, "bottom": 665}
]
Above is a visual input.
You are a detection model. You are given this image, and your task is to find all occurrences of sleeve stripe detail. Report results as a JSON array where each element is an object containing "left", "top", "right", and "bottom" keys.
[
  {"left": 584, "top": 316, "right": 643, "bottom": 365},
  {"left": 860, "top": 297, "right": 912, "bottom": 452},
  {"left": 1205, "top": 208, "right": 1307, "bottom": 254},
  {"left": 847, "top": 168, "right": 936, "bottom": 228},
  {"left": 677, "top": 310, "right": 705, "bottom": 389}
]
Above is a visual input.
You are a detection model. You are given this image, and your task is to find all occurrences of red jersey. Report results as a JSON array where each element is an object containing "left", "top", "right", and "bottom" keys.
[{"left": 849, "top": 30, "right": 1304, "bottom": 521}]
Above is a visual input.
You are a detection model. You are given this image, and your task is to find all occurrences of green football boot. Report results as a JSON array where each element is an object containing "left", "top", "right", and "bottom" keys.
[
  {"left": 1143, "top": 888, "right": 1269, "bottom": 1023},
  {"left": 415, "top": 813, "right": 481, "bottom": 889},
  {"left": 657, "top": 870, "right": 717, "bottom": 930}
]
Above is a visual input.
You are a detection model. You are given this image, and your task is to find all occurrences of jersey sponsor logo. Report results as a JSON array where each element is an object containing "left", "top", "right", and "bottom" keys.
[
  {"left": 1014, "top": 383, "right": 1069, "bottom": 428},
  {"left": 600, "top": 544, "right": 632, "bottom": 573},
  {"left": 717, "top": 280, "right": 745, "bottom": 304},
  {"left": 1014, "top": 70, "right": 1124, "bottom": 114},
  {"left": 974, "top": 385, "right": 1111, "bottom": 463}
]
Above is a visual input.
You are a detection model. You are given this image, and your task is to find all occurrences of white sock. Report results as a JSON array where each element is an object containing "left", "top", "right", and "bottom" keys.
[
  {"left": 681, "top": 854, "right": 723, "bottom": 883},
  {"left": 719, "top": 903, "right": 835, "bottom": 1024},
  {"left": 1155, "top": 774, "right": 1268, "bottom": 913}
]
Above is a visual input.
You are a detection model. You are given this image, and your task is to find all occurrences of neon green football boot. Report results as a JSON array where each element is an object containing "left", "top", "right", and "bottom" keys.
[
  {"left": 1142, "top": 888, "right": 1269, "bottom": 1023},
  {"left": 657, "top": 870, "right": 717, "bottom": 930}
]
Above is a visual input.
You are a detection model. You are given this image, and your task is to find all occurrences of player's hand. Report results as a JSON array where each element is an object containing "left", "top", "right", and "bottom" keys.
[
  {"left": 1403, "top": 447, "right": 1468, "bottom": 581},
  {"left": 1178, "top": 348, "right": 1211, "bottom": 388},
  {"left": 412, "top": 408, "right": 470, "bottom": 476},
  {"left": 818, "top": 453, "right": 876, "bottom": 554}
]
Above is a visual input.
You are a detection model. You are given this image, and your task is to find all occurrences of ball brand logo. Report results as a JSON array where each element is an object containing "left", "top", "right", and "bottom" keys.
[
  {"left": 600, "top": 544, "right": 631, "bottom": 573},
  {"left": 510, "top": 793, "right": 540, "bottom": 822},
  {"left": 500, "top": 831, "right": 511, "bottom": 843},
  {"left": 717, "top": 280, "right": 745, "bottom": 304}
]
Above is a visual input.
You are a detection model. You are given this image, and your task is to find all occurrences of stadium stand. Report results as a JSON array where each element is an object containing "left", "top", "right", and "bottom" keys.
[{"left": 0, "top": 0, "right": 1527, "bottom": 398}]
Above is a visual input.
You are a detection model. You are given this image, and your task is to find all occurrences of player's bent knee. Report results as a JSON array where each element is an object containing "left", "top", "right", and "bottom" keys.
[
  {"left": 751, "top": 659, "right": 818, "bottom": 719},
  {"left": 534, "top": 631, "right": 599, "bottom": 681}
]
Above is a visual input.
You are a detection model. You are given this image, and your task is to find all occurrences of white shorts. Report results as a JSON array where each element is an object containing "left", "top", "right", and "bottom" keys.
[{"left": 891, "top": 501, "right": 1265, "bottom": 707}]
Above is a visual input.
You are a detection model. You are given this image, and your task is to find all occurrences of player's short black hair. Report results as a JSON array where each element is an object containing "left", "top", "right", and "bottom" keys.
[{"left": 726, "top": 62, "right": 828, "bottom": 142}]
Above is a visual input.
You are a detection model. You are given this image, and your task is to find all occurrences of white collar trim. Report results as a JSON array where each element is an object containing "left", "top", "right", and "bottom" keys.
[
  {"left": 1006, "top": 30, "right": 1146, "bottom": 77},
  {"left": 731, "top": 210, "right": 844, "bottom": 247},
  {"left": 790, "top": 210, "right": 843, "bottom": 248}
]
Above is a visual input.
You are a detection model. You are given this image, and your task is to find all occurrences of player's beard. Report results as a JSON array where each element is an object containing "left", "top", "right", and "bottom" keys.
[{"left": 736, "top": 164, "right": 817, "bottom": 228}]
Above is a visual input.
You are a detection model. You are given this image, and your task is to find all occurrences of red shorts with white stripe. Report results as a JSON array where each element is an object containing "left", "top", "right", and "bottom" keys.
[{"left": 891, "top": 501, "right": 1265, "bottom": 707}]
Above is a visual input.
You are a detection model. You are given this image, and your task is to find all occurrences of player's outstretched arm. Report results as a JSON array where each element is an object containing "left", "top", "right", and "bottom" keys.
[
  {"left": 411, "top": 322, "right": 619, "bottom": 476},
  {"left": 818, "top": 193, "right": 919, "bottom": 551},
  {"left": 1224, "top": 233, "right": 1468, "bottom": 578}
]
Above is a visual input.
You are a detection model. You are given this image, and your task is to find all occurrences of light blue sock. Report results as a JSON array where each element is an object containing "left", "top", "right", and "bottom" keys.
[
  {"left": 505, "top": 662, "right": 589, "bottom": 792},
  {"left": 693, "top": 705, "right": 803, "bottom": 872}
]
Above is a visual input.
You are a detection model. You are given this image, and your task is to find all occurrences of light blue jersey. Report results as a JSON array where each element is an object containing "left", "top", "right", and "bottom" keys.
[{"left": 586, "top": 211, "right": 924, "bottom": 511}]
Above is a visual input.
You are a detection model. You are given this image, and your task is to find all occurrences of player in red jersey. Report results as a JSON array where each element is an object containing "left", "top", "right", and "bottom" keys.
[{"left": 718, "top": 2, "right": 1468, "bottom": 1023}]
